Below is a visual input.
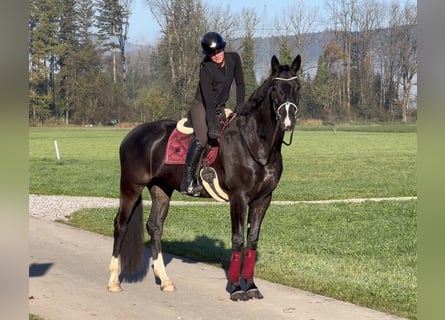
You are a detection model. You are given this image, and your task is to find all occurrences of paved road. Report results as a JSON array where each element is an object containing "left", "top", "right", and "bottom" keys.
[{"left": 29, "top": 217, "right": 405, "bottom": 320}]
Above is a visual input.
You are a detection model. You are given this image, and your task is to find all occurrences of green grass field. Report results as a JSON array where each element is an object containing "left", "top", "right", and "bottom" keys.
[
  {"left": 29, "top": 124, "right": 417, "bottom": 319},
  {"left": 29, "top": 124, "right": 416, "bottom": 200}
]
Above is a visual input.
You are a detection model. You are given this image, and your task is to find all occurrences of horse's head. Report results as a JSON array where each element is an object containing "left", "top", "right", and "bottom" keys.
[{"left": 269, "top": 55, "right": 301, "bottom": 131}]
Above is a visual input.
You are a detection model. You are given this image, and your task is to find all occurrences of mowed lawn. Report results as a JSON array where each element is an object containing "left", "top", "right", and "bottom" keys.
[
  {"left": 29, "top": 124, "right": 416, "bottom": 200},
  {"left": 29, "top": 124, "right": 417, "bottom": 319}
]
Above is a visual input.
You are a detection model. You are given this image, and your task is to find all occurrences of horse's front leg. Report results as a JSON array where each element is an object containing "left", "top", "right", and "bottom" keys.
[
  {"left": 147, "top": 185, "right": 176, "bottom": 292},
  {"left": 228, "top": 195, "right": 248, "bottom": 301},
  {"left": 243, "top": 195, "right": 272, "bottom": 299}
]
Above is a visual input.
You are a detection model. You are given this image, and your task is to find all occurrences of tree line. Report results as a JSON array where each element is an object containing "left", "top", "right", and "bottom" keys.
[{"left": 28, "top": 0, "right": 417, "bottom": 126}]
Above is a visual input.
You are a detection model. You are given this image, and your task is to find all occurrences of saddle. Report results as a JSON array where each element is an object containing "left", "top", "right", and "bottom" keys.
[
  {"left": 164, "top": 109, "right": 235, "bottom": 202},
  {"left": 163, "top": 125, "right": 218, "bottom": 166}
]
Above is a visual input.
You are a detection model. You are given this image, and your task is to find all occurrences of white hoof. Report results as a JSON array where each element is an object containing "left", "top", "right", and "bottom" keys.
[
  {"left": 161, "top": 280, "right": 176, "bottom": 292},
  {"left": 107, "top": 282, "right": 123, "bottom": 292}
]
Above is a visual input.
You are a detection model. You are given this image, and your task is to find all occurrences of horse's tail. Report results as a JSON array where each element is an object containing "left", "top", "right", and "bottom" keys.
[{"left": 119, "top": 196, "right": 145, "bottom": 274}]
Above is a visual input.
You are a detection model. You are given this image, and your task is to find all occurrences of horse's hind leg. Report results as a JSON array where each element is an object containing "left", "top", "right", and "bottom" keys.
[
  {"left": 107, "top": 187, "right": 144, "bottom": 292},
  {"left": 146, "top": 184, "right": 176, "bottom": 292}
]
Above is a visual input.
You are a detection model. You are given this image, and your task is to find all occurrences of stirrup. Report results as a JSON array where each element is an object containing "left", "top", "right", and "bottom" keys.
[{"left": 182, "top": 181, "right": 202, "bottom": 197}]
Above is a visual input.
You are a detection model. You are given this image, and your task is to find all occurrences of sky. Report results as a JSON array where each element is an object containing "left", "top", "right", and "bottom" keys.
[
  {"left": 127, "top": 0, "right": 410, "bottom": 45},
  {"left": 127, "top": 0, "right": 326, "bottom": 45}
]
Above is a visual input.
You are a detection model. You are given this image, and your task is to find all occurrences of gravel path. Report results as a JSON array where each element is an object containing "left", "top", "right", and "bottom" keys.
[
  {"left": 29, "top": 194, "right": 121, "bottom": 221},
  {"left": 29, "top": 194, "right": 417, "bottom": 221}
]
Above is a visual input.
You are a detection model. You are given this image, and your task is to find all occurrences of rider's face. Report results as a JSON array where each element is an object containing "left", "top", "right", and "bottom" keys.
[{"left": 210, "top": 50, "right": 225, "bottom": 65}]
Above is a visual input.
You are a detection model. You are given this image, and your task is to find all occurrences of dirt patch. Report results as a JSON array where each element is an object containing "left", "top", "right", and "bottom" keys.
[
  {"left": 114, "top": 122, "right": 142, "bottom": 128},
  {"left": 299, "top": 119, "right": 323, "bottom": 126}
]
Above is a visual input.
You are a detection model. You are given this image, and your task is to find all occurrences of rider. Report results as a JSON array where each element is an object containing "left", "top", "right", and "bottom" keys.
[{"left": 180, "top": 31, "right": 246, "bottom": 196}]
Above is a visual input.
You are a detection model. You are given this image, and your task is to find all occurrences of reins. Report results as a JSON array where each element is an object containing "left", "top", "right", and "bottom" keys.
[{"left": 282, "top": 127, "right": 295, "bottom": 146}]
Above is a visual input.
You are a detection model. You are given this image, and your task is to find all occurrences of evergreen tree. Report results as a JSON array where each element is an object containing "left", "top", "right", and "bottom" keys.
[
  {"left": 58, "top": 0, "right": 103, "bottom": 124},
  {"left": 95, "top": 0, "right": 130, "bottom": 83},
  {"left": 239, "top": 8, "right": 259, "bottom": 99},
  {"left": 278, "top": 37, "right": 292, "bottom": 66},
  {"left": 29, "top": 0, "right": 65, "bottom": 123},
  {"left": 76, "top": 0, "right": 96, "bottom": 44},
  {"left": 240, "top": 35, "right": 256, "bottom": 98},
  {"left": 56, "top": 0, "right": 78, "bottom": 122}
]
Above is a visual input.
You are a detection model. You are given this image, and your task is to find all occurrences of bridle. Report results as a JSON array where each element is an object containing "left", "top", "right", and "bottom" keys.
[
  {"left": 270, "top": 75, "right": 299, "bottom": 146},
  {"left": 236, "top": 73, "right": 300, "bottom": 165}
]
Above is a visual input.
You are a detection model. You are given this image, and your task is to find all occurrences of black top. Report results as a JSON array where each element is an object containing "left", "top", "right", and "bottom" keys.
[{"left": 195, "top": 52, "right": 245, "bottom": 125}]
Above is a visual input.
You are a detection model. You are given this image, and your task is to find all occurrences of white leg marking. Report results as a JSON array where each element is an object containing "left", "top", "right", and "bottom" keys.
[
  {"left": 153, "top": 252, "right": 176, "bottom": 292},
  {"left": 107, "top": 256, "right": 122, "bottom": 292}
]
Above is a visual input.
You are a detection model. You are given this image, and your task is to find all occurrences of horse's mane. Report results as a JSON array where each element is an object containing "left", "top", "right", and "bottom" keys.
[{"left": 238, "top": 76, "right": 274, "bottom": 115}]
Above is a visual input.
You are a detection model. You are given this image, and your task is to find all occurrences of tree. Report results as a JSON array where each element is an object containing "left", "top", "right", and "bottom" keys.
[
  {"left": 240, "top": 8, "right": 259, "bottom": 98},
  {"left": 284, "top": 0, "right": 318, "bottom": 71},
  {"left": 96, "top": 0, "right": 131, "bottom": 83},
  {"left": 61, "top": 41, "right": 102, "bottom": 124},
  {"left": 56, "top": 0, "right": 78, "bottom": 123},
  {"left": 278, "top": 38, "right": 292, "bottom": 67},
  {"left": 136, "top": 85, "right": 175, "bottom": 122},
  {"left": 395, "top": 2, "right": 417, "bottom": 123},
  {"left": 204, "top": 3, "right": 239, "bottom": 44},
  {"left": 29, "top": 0, "right": 64, "bottom": 123},
  {"left": 350, "top": 0, "right": 383, "bottom": 120},
  {"left": 312, "top": 42, "right": 346, "bottom": 120},
  {"left": 147, "top": 0, "right": 206, "bottom": 116},
  {"left": 326, "top": 0, "right": 357, "bottom": 120},
  {"left": 273, "top": 7, "right": 293, "bottom": 67}
]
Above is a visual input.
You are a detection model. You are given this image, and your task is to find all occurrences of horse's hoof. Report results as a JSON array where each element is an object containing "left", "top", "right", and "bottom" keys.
[
  {"left": 230, "top": 286, "right": 249, "bottom": 301},
  {"left": 230, "top": 289, "right": 249, "bottom": 301},
  {"left": 245, "top": 280, "right": 264, "bottom": 299},
  {"left": 246, "top": 287, "right": 264, "bottom": 300},
  {"left": 161, "top": 280, "right": 176, "bottom": 292},
  {"left": 107, "top": 282, "right": 123, "bottom": 292}
]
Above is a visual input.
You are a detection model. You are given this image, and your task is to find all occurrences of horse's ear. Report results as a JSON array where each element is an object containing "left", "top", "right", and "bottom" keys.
[
  {"left": 271, "top": 55, "right": 280, "bottom": 74},
  {"left": 291, "top": 55, "right": 301, "bottom": 73}
]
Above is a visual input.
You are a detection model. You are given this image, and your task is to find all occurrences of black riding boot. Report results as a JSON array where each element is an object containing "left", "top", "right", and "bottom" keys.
[{"left": 180, "top": 138, "right": 205, "bottom": 196}]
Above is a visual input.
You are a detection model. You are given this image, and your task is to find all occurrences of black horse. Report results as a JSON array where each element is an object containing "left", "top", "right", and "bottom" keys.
[{"left": 107, "top": 54, "right": 301, "bottom": 301}]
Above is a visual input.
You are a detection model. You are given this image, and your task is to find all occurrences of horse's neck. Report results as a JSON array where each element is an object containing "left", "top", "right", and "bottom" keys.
[
  {"left": 250, "top": 101, "right": 278, "bottom": 139},
  {"left": 238, "top": 103, "right": 283, "bottom": 165}
]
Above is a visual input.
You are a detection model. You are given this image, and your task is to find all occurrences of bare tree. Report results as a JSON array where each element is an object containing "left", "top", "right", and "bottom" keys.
[
  {"left": 378, "top": 1, "right": 416, "bottom": 122},
  {"left": 147, "top": 0, "right": 206, "bottom": 113},
  {"left": 272, "top": 9, "right": 293, "bottom": 66},
  {"left": 285, "top": 0, "right": 318, "bottom": 71},
  {"left": 204, "top": 4, "right": 239, "bottom": 47},
  {"left": 395, "top": 2, "right": 417, "bottom": 123},
  {"left": 326, "top": 0, "right": 358, "bottom": 120},
  {"left": 352, "top": 0, "right": 384, "bottom": 118}
]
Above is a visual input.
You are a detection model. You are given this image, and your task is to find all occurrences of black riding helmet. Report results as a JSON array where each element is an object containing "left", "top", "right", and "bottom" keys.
[{"left": 201, "top": 32, "right": 226, "bottom": 56}]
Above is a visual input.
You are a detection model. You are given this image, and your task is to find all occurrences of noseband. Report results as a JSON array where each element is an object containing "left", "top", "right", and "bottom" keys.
[{"left": 276, "top": 101, "right": 298, "bottom": 119}]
